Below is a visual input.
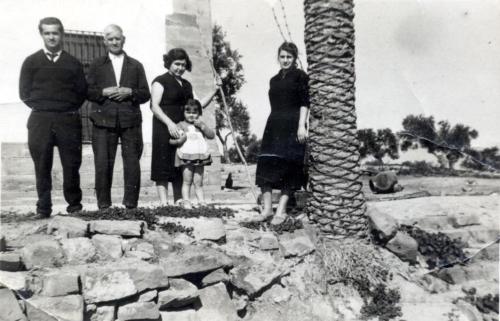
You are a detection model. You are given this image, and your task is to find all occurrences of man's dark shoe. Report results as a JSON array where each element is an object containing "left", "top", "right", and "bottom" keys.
[
  {"left": 33, "top": 212, "right": 51, "bottom": 219},
  {"left": 67, "top": 204, "right": 83, "bottom": 214}
]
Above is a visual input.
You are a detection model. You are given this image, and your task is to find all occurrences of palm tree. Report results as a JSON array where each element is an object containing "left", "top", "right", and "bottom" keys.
[{"left": 304, "top": 0, "right": 367, "bottom": 239}]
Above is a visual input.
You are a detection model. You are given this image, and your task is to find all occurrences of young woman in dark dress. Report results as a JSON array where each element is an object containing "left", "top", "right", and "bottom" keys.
[
  {"left": 256, "top": 42, "right": 309, "bottom": 225},
  {"left": 150, "top": 48, "right": 220, "bottom": 205}
]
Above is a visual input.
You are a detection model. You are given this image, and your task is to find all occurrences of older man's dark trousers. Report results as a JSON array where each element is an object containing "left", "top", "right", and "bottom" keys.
[
  {"left": 92, "top": 124, "right": 143, "bottom": 209},
  {"left": 27, "top": 111, "right": 83, "bottom": 215}
]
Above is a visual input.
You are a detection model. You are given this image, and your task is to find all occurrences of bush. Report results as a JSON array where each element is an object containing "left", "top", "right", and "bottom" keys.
[
  {"left": 317, "top": 241, "right": 402, "bottom": 321},
  {"left": 401, "top": 225, "right": 467, "bottom": 269}
]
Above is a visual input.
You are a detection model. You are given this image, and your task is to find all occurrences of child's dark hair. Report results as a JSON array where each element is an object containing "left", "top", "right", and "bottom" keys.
[{"left": 184, "top": 99, "right": 203, "bottom": 115}]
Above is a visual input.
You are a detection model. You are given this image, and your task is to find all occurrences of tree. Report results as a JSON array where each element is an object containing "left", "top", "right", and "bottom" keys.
[
  {"left": 399, "top": 114, "right": 478, "bottom": 169},
  {"left": 304, "top": 0, "right": 368, "bottom": 239},
  {"left": 357, "top": 128, "right": 399, "bottom": 164},
  {"left": 212, "top": 24, "right": 250, "bottom": 162},
  {"left": 228, "top": 134, "right": 261, "bottom": 164},
  {"left": 462, "top": 147, "right": 500, "bottom": 171}
]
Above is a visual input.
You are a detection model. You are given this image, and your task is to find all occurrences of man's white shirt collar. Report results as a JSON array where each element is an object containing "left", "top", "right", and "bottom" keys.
[
  {"left": 43, "top": 48, "right": 62, "bottom": 62},
  {"left": 109, "top": 52, "right": 125, "bottom": 85}
]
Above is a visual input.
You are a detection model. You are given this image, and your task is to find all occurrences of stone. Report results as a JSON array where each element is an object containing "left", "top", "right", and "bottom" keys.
[
  {"left": 197, "top": 283, "right": 237, "bottom": 321},
  {"left": 122, "top": 239, "right": 155, "bottom": 255},
  {"left": 123, "top": 259, "right": 170, "bottom": 292},
  {"left": 0, "top": 288, "right": 27, "bottom": 321},
  {"left": 21, "top": 239, "right": 65, "bottom": 269},
  {"left": 160, "top": 310, "right": 198, "bottom": 321},
  {"left": 227, "top": 227, "right": 261, "bottom": 244},
  {"left": 26, "top": 294, "right": 84, "bottom": 321},
  {"left": 230, "top": 259, "right": 286, "bottom": 297},
  {"left": 474, "top": 242, "right": 499, "bottom": 261},
  {"left": 159, "top": 217, "right": 226, "bottom": 242},
  {"left": 259, "top": 232, "right": 279, "bottom": 251},
  {"left": 366, "top": 207, "right": 398, "bottom": 241},
  {"left": 92, "top": 234, "right": 123, "bottom": 260},
  {"left": 232, "top": 292, "right": 249, "bottom": 312},
  {"left": 0, "top": 251, "right": 23, "bottom": 271},
  {"left": 60, "top": 237, "right": 96, "bottom": 264},
  {"left": 192, "top": 218, "right": 226, "bottom": 242},
  {"left": 158, "top": 278, "right": 198, "bottom": 309},
  {"left": 41, "top": 271, "right": 80, "bottom": 297},
  {"left": 124, "top": 250, "right": 152, "bottom": 261},
  {"left": 117, "top": 301, "right": 159, "bottom": 321},
  {"left": 135, "top": 241, "right": 155, "bottom": 255},
  {"left": 83, "top": 269, "right": 137, "bottom": 303},
  {"left": 82, "top": 260, "right": 169, "bottom": 303},
  {"left": 264, "top": 284, "right": 292, "bottom": 303},
  {"left": 0, "top": 271, "right": 28, "bottom": 292},
  {"left": 138, "top": 289, "right": 158, "bottom": 302},
  {"left": 159, "top": 244, "right": 233, "bottom": 277},
  {"left": 201, "top": 268, "right": 230, "bottom": 287},
  {"left": 89, "top": 305, "right": 114, "bottom": 321},
  {"left": 278, "top": 230, "right": 315, "bottom": 258},
  {"left": 385, "top": 231, "right": 419, "bottom": 263},
  {"left": 455, "top": 299, "right": 483, "bottom": 321},
  {"left": 450, "top": 214, "right": 480, "bottom": 228},
  {"left": 47, "top": 216, "right": 88, "bottom": 238},
  {"left": 419, "top": 274, "right": 449, "bottom": 293},
  {"left": 89, "top": 220, "right": 143, "bottom": 237}
]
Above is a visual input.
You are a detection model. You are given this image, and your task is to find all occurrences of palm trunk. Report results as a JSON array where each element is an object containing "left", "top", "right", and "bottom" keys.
[{"left": 304, "top": 0, "right": 367, "bottom": 239}]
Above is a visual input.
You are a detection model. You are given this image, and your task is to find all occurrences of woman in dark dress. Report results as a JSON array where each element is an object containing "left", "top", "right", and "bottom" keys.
[
  {"left": 256, "top": 42, "right": 309, "bottom": 224},
  {"left": 150, "top": 48, "right": 220, "bottom": 205}
]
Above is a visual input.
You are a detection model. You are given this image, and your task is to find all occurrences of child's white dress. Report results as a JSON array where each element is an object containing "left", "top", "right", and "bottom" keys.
[{"left": 173, "top": 122, "right": 212, "bottom": 166}]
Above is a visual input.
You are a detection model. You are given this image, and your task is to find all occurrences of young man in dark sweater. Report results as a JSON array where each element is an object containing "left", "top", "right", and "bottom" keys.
[{"left": 19, "top": 17, "right": 87, "bottom": 218}]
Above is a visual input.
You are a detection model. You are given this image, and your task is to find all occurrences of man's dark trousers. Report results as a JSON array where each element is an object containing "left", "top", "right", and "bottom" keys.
[
  {"left": 28, "top": 111, "right": 82, "bottom": 215},
  {"left": 92, "top": 124, "right": 143, "bottom": 209}
]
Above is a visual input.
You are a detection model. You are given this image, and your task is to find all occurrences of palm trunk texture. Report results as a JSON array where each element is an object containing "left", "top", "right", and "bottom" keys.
[{"left": 304, "top": 0, "right": 368, "bottom": 239}]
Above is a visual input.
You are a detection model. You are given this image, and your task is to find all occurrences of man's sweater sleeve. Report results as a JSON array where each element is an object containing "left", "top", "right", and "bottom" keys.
[{"left": 19, "top": 57, "right": 34, "bottom": 108}]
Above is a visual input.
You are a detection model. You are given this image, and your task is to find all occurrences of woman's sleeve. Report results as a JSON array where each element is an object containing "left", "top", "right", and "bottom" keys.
[{"left": 298, "top": 71, "right": 310, "bottom": 108}]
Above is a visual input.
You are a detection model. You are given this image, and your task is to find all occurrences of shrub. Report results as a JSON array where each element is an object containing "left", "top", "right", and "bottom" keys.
[
  {"left": 317, "top": 240, "right": 402, "bottom": 321},
  {"left": 401, "top": 225, "right": 467, "bottom": 269}
]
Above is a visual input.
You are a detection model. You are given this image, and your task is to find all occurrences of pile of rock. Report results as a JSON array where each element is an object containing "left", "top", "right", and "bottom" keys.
[
  {"left": 0, "top": 214, "right": 317, "bottom": 321},
  {"left": 367, "top": 207, "right": 419, "bottom": 264}
]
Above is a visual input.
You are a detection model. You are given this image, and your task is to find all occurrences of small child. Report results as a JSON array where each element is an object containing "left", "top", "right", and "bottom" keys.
[{"left": 170, "top": 99, "right": 215, "bottom": 208}]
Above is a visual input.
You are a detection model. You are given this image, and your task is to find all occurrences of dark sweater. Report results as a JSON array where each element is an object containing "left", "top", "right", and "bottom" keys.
[{"left": 19, "top": 50, "right": 87, "bottom": 112}]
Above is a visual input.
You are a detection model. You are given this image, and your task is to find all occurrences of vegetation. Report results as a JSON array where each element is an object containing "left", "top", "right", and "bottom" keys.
[
  {"left": 317, "top": 241, "right": 402, "bottom": 321},
  {"left": 212, "top": 24, "right": 250, "bottom": 163},
  {"left": 358, "top": 128, "right": 399, "bottom": 165},
  {"left": 240, "top": 217, "right": 303, "bottom": 234},
  {"left": 462, "top": 147, "right": 500, "bottom": 171},
  {"left": 228, "top": 134, "right": 261, "bottom": 164},
  {"left": 399, "top": 114, "right": 478, "bottom": 169},
  {"left": 457, "top": 288, "right": 499, "bottom": 314},
  {"left": 401, "top": 225, "right": 467, "bottom": 269},
  {"left": 71, "top": 206, "right": 235, "bottom": 230}
]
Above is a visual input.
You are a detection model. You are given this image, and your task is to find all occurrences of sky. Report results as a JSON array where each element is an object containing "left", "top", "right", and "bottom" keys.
[{"left": 211, "top": 0, "right": 500, "bottom": 148}]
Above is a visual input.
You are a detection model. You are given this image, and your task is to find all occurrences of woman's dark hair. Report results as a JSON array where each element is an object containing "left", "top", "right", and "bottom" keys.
[
  {"left": 183, "top": 99, "right": 203, "bottom": 116},
  {"left": 277, "top": 41, "right": 298, "bottom": 67},
  {"left": 163, "top": 48, "right": 192, "bottom": 72}
]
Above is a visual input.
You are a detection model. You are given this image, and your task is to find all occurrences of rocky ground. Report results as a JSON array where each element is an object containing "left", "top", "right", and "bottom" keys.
[{"left": 0, "top": 173, "right": 498, "bottom": 321}]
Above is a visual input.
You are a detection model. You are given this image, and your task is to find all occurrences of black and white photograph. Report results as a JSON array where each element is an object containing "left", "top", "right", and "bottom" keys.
[{"left": 0, "top": 0, "right": 498, "bottom": 320}]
